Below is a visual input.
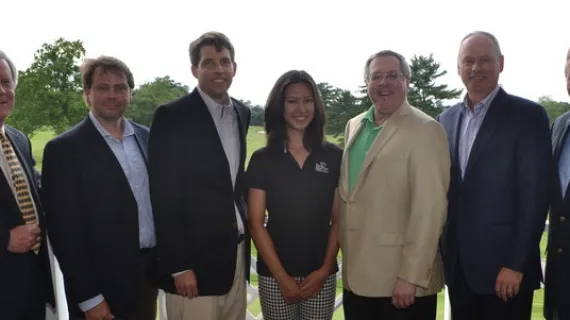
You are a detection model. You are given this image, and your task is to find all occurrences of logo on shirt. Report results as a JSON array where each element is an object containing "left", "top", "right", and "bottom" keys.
[{"left": 315, "top": 161, "right": 329, "bottom": 173}]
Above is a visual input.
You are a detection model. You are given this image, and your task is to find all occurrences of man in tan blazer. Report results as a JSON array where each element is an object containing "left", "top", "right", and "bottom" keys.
[{"left": 338, "top": 50, "right": 451, "bottom": 320}]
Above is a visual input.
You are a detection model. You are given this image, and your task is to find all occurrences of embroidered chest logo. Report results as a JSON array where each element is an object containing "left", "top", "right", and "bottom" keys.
[{"left": 315, "top": 161, "right": 329, "bottom": 173}]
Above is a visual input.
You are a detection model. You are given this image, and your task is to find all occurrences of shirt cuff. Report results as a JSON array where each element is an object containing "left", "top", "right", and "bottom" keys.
[
  {"left": 172, "top": 270, "right": 189, "bottom": 277},
  {"left": 78, "top": 294, "right": 104, "bottom": 312}
]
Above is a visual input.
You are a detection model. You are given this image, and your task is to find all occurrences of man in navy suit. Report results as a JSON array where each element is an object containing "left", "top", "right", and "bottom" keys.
[
  {"left": 42, "top": 56, "right": 158, "bottom": 320},
  {"left": 437, "top": 31, "right": 551, "bottom": 319},
  {"left": 544, "top": 49, "right": 570, "bottom": 320},
  {"left": 0, "top": 50, "right": 55, "bottom": 320}
]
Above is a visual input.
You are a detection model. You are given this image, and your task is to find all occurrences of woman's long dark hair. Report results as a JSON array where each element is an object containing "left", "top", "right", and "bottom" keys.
[{"left": 264, "top": 70, "right": 326, "bottom": 151}]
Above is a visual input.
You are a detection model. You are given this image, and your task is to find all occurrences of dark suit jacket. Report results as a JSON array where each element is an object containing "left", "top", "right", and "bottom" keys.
[
  {"left": 544, "top": 111, "right": 570, "bottom": 319},
  {"left": 437, "top": 88, "right": 551, "bottom": 294},
  {"left": 0, "top": 126, "right": 55, "bottom": 316},
  {"left": 41, "top": 117, "right": 155, "bottom": 319},
  {"left": 148, "top": 88, "right": 251, "bottom": 295}
]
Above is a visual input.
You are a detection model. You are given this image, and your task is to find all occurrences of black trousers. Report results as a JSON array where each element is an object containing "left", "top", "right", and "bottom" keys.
[
  {"left": 343, "top": 289, "right": 437, "bottom": 320},
  {"left": 448, "top": 261, "right": 533, "bottom": 320},
  {"left": 70, "top": 249, "right": 158, "bottom": 320}
]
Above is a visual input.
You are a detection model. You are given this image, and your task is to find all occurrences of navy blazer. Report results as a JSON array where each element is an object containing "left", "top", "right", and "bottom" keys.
[
  {"left": 41, "top": 117, "right": 154, "bottom": 319},
  {"left": 437, "top": 88, "right": 551, "bottom": 294},
  {"left": 0, "top": 126, "right": 55, "bottom": 316},
  {"left": 544, "top": 110, "right": 570, "bottom": 320},
  {"left": 148, "top": 88, "right": 252, "bottom": 296}
]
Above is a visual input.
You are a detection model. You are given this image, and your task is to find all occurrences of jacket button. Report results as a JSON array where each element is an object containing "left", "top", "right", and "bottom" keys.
[
  {"left": 561, "top": 216, "right": 566, "bottom": 222},
  {"left": 557, "top": 248, "right": 563, "bottom": 254}
]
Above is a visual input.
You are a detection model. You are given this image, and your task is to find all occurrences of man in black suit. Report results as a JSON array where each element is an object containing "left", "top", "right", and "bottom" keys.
[
  {"left": 148, "top": 31, "right": 251, "bottom": 320},
  {"left": 0, "top": 49, "right": 55, "bottom": 320},
  {"left": 437, "top": 31, "right": 551, "bottom": 319},
  {"left": 544, "top": 50, "right": 570, "bottom": 320},
  {"left": 41, "top": 56, "right": 158, "bottom": 320}
]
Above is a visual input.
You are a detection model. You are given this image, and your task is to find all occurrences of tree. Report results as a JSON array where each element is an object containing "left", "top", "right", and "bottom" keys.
[
  {"left": 250, "top": 106, "right": 264, "bottom": 126},
  {"left": 8, "top": 38, "right": 86, "bottom": 135},
  {"left": 355, "top": 83, "right": 372, "bottom": 110},
  {"left": 238, "top": 99, "right": 264, "bottom": 126},
  {"left": 317, "top": 82, "right": 365, "bottom": 145},
  {"left": 407, "top": 54, "right": 462, "bottom": 118},
  {"left": 538, "top": 96, "right": 570, "bottom": 125},
  {"left": 126, "top": 76, "right": 189, "bottom": 126}
]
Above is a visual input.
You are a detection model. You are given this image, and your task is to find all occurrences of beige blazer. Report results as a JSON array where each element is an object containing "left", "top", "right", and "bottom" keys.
[{"left": 338, "top": 102, "right": 451, "bottom": 297}]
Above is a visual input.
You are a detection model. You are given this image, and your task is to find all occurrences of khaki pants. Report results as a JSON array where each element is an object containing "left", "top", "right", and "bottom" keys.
[{"left": 166, "top": 243, "right": 246, "bottom": 320}]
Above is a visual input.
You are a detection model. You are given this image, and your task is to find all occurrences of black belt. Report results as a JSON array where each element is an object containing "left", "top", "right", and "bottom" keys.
[{"left": 237, "top": 234, "right": 245, "bottom": 244}]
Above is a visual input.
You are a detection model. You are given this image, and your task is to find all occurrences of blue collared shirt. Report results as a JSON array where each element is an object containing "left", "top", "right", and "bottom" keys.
[{"left": 458, "top": 85, "right": 501, "bottom": 177}]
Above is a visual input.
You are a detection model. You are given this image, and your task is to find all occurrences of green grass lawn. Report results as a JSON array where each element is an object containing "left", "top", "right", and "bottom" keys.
[{"left": 32, "top": 126, "right": 548, "bottom": 319}]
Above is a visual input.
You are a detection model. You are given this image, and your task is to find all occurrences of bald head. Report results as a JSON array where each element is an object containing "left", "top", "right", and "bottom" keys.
[{"left": 567, "top": 48, "right": 570, "bottom": 61}]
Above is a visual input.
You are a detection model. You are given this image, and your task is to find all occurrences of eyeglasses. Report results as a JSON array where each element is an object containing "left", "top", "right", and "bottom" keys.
[{"left": 369, "top": 72, "right": 403, "bottom": 83}]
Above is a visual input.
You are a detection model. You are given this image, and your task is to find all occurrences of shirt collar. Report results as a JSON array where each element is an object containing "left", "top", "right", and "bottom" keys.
[
  {"left": 462, "top": 85, "right": 501, "bottom": 116},
  {"left": 197, "top": 86, "right": 233, "bottom": 117},
  {"left": 88, "top": 111, "right": 134, "bottom": 139},
  {"left": 361, "top": 106, "right": 376, "bottom": 125}
]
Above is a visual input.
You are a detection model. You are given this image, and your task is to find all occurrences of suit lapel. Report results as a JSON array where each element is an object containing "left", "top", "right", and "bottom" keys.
[
  {"left": 132, "top": 123, "right": 149, "bottom": 163},
  {"left": 232, "top": 99, "right": 248, "bottom": 170},
  {"left": 463, "top": 90, "right": 509, "bottom": 179},
  {"left": 2, "top": 128, "right": 42, "bottom": 224},
  {"left": 0, "top": 163, "right": 20, "bottom": 219},
  {"left": 81, "top": 118, "right": 133, "bottom": 191},
  {"left": 553, "top": 117, "right": 570, "bottom": 201},
  {"left": 232, "top": 100, "right": 248, "bottom": 225},
  {"left": 340, "top": 116, "right": 364, "bottom": 199},
  {"left": 5, "top": 128, "right": 41, "bottom": 211},
  {"left": 449, "top": 107, "right": 463, "bottom": 168},
  {"left": 553, "top": 117, "right": 570, "bottom": 164},
  {"left": 349, "top": 103, "right": 408, "bottom": 199},
  {"left": 192, "top": 89, "right": 232, "bottom": 180}
]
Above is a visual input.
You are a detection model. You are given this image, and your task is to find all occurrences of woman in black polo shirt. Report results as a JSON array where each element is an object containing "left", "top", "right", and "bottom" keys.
[{"left": 247, "top": 70, "right": 342, "bottom": 320}]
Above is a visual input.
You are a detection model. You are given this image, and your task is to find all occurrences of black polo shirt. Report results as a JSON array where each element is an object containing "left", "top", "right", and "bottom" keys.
[{"left": 247, "top": 142, "right": 342, "bottom": 277}]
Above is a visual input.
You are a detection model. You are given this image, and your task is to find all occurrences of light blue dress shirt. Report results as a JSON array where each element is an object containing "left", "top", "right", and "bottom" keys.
[
  {"left": 458, "top": 85, "right": 501, "bottom": 178},
  {"left": 79, "top": 112, "right": 156, "bottom": 312}
]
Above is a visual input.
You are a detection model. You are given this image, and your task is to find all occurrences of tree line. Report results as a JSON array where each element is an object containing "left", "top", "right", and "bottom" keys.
[{"left": 8, "top": 38, "right": 570, "bottom": 138}]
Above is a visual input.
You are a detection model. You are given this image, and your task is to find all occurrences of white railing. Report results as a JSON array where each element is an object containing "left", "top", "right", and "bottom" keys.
[{"left": 46, "top": 229, "right": 550, "bottom": 320}]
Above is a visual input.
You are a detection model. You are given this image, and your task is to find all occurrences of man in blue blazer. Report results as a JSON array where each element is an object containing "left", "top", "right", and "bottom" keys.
[
  {"left": 0, "top": 49, "right": 55, "bottom": 320},
  {"left": 437, "top": 31, "right": 551, "bottom": 319},
  {"left": 544, "top": 49, "right": 570, "bottom": 320}
]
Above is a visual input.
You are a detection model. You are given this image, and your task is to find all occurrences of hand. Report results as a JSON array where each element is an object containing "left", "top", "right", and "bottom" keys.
[
  {"left": 495, "top": 267, "right": 523, "bottom": 302},
  {"left": 276, "top": 274, "right": 302, "bottom": 304},
  {"left": 299, "top": 268, "right": 329, "bottom": 300},
  {"left": 85, "top": 300, "right": 114, "bottom": 320},
  {"left": 174, "top": 270, "right": 199, "bottom": 298},
  {"left": 392, "top": 277, "right": 417, "bottom": 309},
  {"left": 7, "top": 224, "right": 40, "bottom": 253}
]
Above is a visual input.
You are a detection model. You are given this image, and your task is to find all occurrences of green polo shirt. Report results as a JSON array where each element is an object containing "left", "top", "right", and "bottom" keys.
[{"left": 348, "top": 107, "right": 383, "bottom": 193}]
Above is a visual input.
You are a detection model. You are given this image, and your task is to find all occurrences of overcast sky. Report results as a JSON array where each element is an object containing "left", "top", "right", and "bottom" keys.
[{"left": 4, "top": 0, "right": 569, "bottom": 106}]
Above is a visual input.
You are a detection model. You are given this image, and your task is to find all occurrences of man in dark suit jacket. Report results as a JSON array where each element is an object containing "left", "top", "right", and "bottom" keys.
[
  {"left": 544, "top": 53, "right": 570, "bottom": 320},
  {"left": 41, "top": 56, "right": 158, "bottom": 320},
  {"left": 0, "top": 50, "right": 55, "bottom": 320},
  {"left": 148, "top": 31, "right": 251, "bottom": 320},
  {"left": 437, "top": 31, "right": 551, "bottom": 319}
]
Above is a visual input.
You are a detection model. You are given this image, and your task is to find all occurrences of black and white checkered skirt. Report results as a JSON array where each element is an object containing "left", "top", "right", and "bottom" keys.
[{"left": 258, "top": 274, "right": 337, "bottom": 320}]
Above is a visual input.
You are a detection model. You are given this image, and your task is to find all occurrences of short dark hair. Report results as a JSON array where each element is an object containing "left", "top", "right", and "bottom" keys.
[
  {"left": 264, "top": 70, "right": 326, "bottom": 150},
  {"left": 189, "top": 31, "right": 235, "bottom": 66},
  {"left": 80, "top": 55, "right": 135, "bottom": 90}
]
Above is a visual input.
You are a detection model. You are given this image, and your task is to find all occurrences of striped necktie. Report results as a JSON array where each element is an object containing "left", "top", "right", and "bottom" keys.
[{"left": 0, "top": 132, "right": 40, "bottom": 254}]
